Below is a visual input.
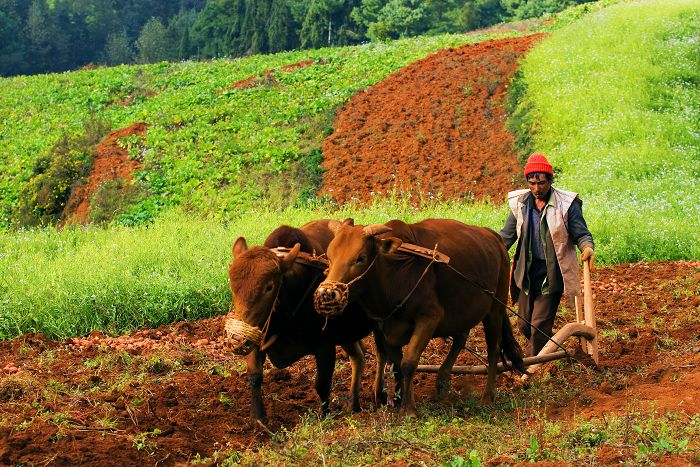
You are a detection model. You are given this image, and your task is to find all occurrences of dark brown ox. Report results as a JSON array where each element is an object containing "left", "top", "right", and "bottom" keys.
[
  {"left": 314, "top": 219, "right": 525, "bottom": 416},
  {"left": 227, "top": 220, "right": 375, "bottom": 424}
]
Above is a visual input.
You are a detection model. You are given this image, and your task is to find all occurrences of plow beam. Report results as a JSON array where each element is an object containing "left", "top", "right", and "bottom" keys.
[{"left": 415, "top": 323, "right": 596, "bottom": 376}]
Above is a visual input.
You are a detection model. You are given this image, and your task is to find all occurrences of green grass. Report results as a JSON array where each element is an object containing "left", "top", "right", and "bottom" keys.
[
  {"left": 0, "top": 201, "right": 506, "bottom": 340},
  {"left": 216, "top": 404, "right": 699, "bottom": 465},
  {"left": 511, "top": 0, "right": 700, "bottom": 263}
]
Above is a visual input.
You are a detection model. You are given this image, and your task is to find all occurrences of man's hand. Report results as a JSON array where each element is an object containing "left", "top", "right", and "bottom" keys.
[{"left": 581, "top": 247, "right": 595, "bottom": 268}]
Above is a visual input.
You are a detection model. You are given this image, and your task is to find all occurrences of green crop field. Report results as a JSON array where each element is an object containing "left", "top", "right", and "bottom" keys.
[{"left": 0, "top": 31, "right": 515, "bottom": 229}]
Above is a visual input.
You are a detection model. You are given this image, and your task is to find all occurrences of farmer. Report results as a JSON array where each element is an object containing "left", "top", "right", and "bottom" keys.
[{"left": 500, "top": 152, "right": 595, "bottom": 357}]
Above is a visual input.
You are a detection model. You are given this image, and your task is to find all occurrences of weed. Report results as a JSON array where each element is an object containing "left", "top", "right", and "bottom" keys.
[
  {"left": 17, "top": 116, "right": 112, "bottom": 227},
  {"left": 89, "top": 178, "right": 150, "bottom": 225},
  {"left": 209, "top": 365, "right": 231, "bottom": 377},
  {"left": 132, "top": 427, "right": 162, "bottom": 454},
  {"left": 219, "top": 392, "right": 232, "bottom": 407},
  {"left": 446, "top": 450, "right": 482, "bottom": 466}
]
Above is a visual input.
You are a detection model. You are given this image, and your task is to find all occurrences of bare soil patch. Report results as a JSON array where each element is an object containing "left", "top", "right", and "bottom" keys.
[
  {"left": 320, "top": 35, "right": 545, "bottom": 205},
  {"left": 62, "top": 122, "right": 147, "bottom": 224},
  {"left": 227, "top": 59, "right": 322, "bottom": 90}
]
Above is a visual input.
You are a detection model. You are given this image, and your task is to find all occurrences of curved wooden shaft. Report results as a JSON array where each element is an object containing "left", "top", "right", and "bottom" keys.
[{"left": 415, "top": 323, "right": 596, "bottom": 376}]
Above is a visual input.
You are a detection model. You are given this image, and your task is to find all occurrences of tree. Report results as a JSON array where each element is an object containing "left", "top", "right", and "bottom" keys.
[
  {"left": 267, "top": 0, "right": 291, "bottom": 53},
  {"left": 136, "top": 17, "right": 170, "bottom": 63},
  {"left": 0, "top": 8, "right": 27, "bottom": 76},
  {"left": 104, "top": 30, "right": 133, "bottom": 65},
  {"left": 192, "top": 0, "right": 238, "bottom": 57},
  {"left": 353, "top": 0, "right": 426, "bottom": 41},
  {"left": 460, "top": 0, "right": 506, "bottom": 30},
  {"left": 24, "top": 0, "right": 53, "bottom": 72},
  {"left": 179, "top": 23, "right": 192, "bottom": 59},
  {"left": 300, "top": 0, "right": 329, "bottom": 48}
]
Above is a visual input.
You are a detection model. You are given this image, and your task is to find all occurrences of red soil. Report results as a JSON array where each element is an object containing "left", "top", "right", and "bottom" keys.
[
  {"left": 1, "top": 261, "right": 698, "bottom": 465},
  {"left": 62, "top": 122, "right": 147, "bottom": 224},
  {"left": 320, "top": 35, "right": 545, "bottom": 205},
  {"left": 228, "top": 59, "right": 320, "bottom": 90}
]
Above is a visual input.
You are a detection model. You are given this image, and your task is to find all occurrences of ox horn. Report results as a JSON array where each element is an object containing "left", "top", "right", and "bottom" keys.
[
  {"left": 362, "top": 224, "right": 392, "bottom": 238},
  {"left": 280, "top": 242, "right": 301, "bottom": 271}
]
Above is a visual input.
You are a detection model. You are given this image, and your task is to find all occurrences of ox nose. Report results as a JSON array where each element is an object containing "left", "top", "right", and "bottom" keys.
[{"left": 315, "top": 286, "right": 341, "bottom": 303}]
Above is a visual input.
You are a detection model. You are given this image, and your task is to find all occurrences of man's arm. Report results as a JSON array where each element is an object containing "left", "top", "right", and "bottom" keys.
[
  {"left": 567, "top": 199, "right": 594, "bottom": 251},
  {"left": 499, "top": 211, "right": 518, "bottom": 250}
]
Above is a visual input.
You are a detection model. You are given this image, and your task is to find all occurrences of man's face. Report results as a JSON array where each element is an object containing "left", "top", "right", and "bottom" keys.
[{"left": 527, "top": 173, "right": 552, "bottom": 200}]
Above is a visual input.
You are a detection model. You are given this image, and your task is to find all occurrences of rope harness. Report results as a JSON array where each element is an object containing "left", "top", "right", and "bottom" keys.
[
  {"left": 224, "top": 248, "right": 329, "bottom": 355},
  {"left": 314, "top": 241, "right": 572, "bottom": 361},
  {"left": 313, "top": 257, "right": 376, "bottom": 316}
]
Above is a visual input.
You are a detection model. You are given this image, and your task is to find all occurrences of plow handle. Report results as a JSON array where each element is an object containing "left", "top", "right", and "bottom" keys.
[{"left": 583, "top": 258, "right": 599, "bottom": 364}]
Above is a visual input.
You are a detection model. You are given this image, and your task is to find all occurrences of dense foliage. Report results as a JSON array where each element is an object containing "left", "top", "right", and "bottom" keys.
[{"left": 0, "top": 0, "right": 593, "bottom": 77}]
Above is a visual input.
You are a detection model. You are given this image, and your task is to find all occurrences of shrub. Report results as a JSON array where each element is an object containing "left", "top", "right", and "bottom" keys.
[{"left": 17, "top": 117, "right": 111, "bottom": 227}]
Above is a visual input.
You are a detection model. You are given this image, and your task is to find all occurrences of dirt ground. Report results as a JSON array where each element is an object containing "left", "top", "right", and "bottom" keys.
[
  {"left": 1, "top": 260, "right": 698, "bottom": 465},
  {"left": 320, "top": 35, "right": 544, "bottom": 205},
  {"left": 63, "top": 122, "right": 147, "bottom": 224}
]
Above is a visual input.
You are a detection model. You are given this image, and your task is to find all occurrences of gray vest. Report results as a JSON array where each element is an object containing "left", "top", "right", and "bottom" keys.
[{"left": 507, "top": 187, "right": 581, "bottom": 300}]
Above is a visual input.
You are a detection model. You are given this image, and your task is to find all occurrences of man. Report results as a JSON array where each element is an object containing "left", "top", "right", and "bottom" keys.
[{"left": 500, "top": 152, "right": 594, "bottom": 357}]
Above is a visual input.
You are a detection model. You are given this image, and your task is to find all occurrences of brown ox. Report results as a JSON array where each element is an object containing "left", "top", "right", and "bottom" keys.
[
  {"left": 226, "top": 220, "right": 376, "bottom": 423},
  {"left": 314, "top": 219, "right": 525, "bottom": 416}
]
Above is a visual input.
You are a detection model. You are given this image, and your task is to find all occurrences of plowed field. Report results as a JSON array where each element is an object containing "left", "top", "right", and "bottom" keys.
[
  {"left": 1, "top": 261, "right": 698, "bottom": 464},
  {"left": 320, "top": 35, "right": 544, "bottom": 205}
]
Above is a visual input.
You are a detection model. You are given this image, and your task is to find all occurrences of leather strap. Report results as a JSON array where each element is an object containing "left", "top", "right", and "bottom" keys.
[{"left": 397, "top": 243, "right": 450, "bottom": 264}]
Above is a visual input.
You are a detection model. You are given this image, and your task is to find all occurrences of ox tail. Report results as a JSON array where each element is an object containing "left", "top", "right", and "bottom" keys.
[{"left": 500, "top": 315, "right": 526, "bottom": 374}]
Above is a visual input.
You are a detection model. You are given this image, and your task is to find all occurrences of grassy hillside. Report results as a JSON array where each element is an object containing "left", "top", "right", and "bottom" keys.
[
  {"left": 1, "top": 0, "right": 699, "bottom": 341},
  {"left": 511, "top": 0, "right": 700, "bottom": 263}
]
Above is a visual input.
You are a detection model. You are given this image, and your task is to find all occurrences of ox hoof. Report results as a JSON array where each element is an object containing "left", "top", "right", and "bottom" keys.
[
  {"left": 436, "top": 381, "right": 451, "bottom": 401},
  {"left": 374, "top": 391, "right": 388, "bottom": 407},
  {"left": 480, "top": 392, "right": 496, "bottom": 405}
]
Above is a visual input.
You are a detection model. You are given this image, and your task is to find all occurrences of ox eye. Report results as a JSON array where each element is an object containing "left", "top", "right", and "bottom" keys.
[
  {"left": 264, "top": 283, "right": 274, "bottom": 293},
  {"left": 354, "top": 255, "right": 366, "bottom": 264}
]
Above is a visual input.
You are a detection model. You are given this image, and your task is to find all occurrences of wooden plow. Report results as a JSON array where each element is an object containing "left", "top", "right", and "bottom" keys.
[{"left": 416, "top": 260, "right": 598, "bottom": 378}]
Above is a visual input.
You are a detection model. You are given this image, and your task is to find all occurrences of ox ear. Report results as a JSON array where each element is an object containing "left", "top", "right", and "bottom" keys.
[
  {"left": 341, "top": 217, "right": 355, "bottom": 227},
  {"left": 328, "top": 220, "right": 342, "bottom": 235},
  {"left": 362, "top": 224, "right": 392, "bottom": 238},
  {"left": 378, "top": 237, "right": 402, "bottom": 256},
  {"left": 280, "top": 243, "right": 301, "bottom": 271},
  {"left": 233, "top": 237, "right": 248, "bottom": 259}
]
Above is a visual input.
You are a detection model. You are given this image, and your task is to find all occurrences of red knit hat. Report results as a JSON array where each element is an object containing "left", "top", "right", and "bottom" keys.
[{"left": 524, "top": 152, "right": 553, "bottom": 177}]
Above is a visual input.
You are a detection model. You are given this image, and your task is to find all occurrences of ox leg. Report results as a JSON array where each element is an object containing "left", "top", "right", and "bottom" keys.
[
  {"left": 436, "top": 333, "right": 467, "bottom": 400},
  {"left": 246, "top": 349, "right": 267, "bottom": 423},
  {"left": 372, "top": 332, "right": 390, "bottom": 407},
  {"left": 341, "top": 342, "right": 365, "bottom": 412},
  {"left": 314, "top": 346, "right": 337, "bottom": 417},
  {"left": 400, "top": 320, "right": 439, "bottom": 417},
  {"left": 372, "top": 331, "right": 404, "bottom": 408},
  {"left": 481, "top": 313, "right": 503, "bottom": 403}
]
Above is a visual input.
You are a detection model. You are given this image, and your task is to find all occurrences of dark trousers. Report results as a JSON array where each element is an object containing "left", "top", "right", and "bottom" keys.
[{"left": 517, "top": 259, "right": 562, "bottom": 357}]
